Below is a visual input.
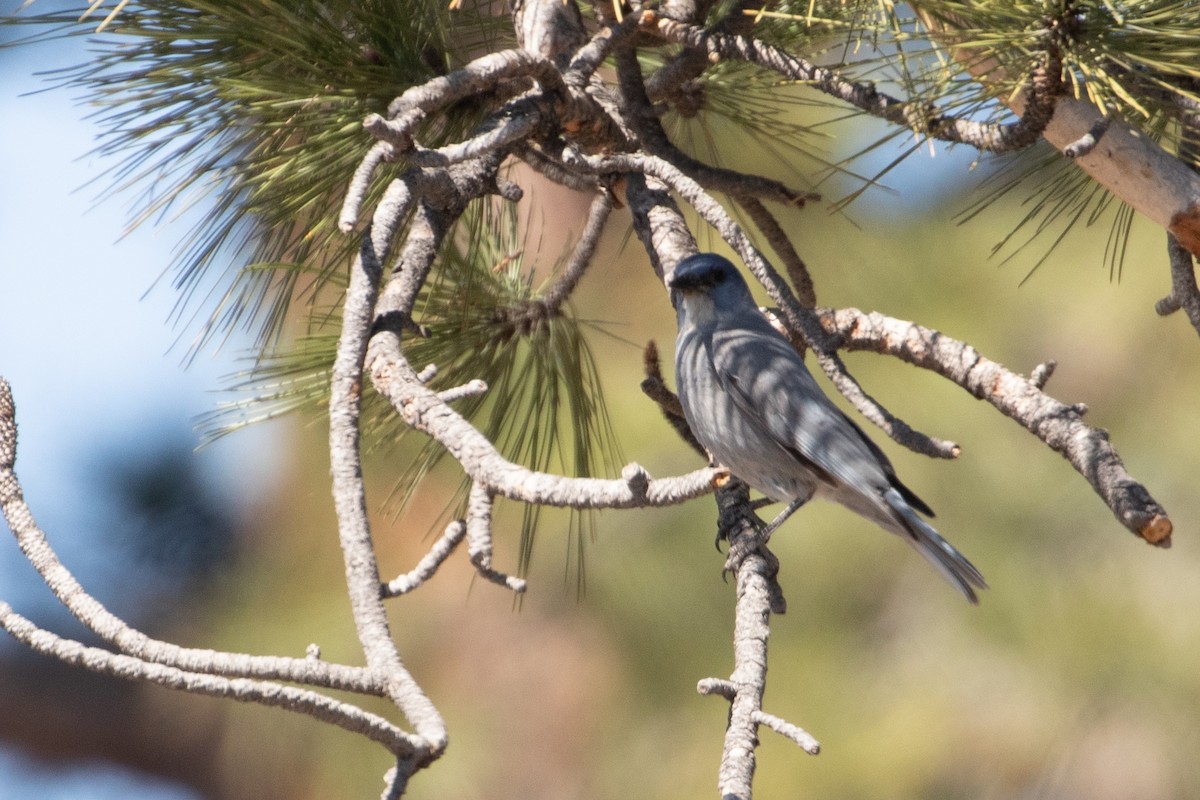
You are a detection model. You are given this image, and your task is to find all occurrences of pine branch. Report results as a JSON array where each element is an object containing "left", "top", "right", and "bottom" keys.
[
  {"left": 817, "top": 308, "right": 1173, "bottom": 546},
  {"left": 912, "top": 3, "right": 1200, "bottom": 259}
]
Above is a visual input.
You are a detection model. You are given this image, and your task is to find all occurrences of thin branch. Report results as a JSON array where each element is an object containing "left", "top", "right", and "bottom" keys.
[
  {"left": 382, "top": 521, "right": 468, "bottom": 598},
  {"left": 0, "top": 601, "right": 415, "bottom": 753},
  {"left": 375, "top": 155, "right": 507, "bottom": 330},
  {"left": 541, "top": 188, "right": 615, "bottom": 314},
  {"left": 513, "top": 142, "right": 602, "bottom": 192},
  {"left": 613, "top": 44, "right": 819, "bottom": 209},
  {"left": 1156, "top": 233, "right": 1200, "bottom": 335},
  {"left": 644, "top": 0, "right": 760, "bottom": 103},
  {"left": 640, "top": 12, "right": 1060, "bottom": 153},
  {"left": 436, "top": 378, "right": 488, "bottom": 404},
  {"left": 386, "top": 48, "right": 564, "bottom": 122},
  {"left": 706, "top": 477, "right": 811, "bottom": 800},
  {"left": 395, "top": 110, "right": 543, "bottom": 169},
  {"left": 736, "top": 196, "right": 817, "bottom": 307},
  {"left": 817, "top": 307, "right": 1173, "bottom": 545},
  {"left": 338, "top": 48, "right": 561, "bottom": 229},
  {"left": 1155, "top": 126, "right": 1200, "bottom": 336},
  {"left": 752, "top": 710, "right": 821, "bottom": 755},
  {"left": 640, "top": 340, "right": 708, "bottom": 458},
  {"left": 340, "top": 140, "right": 395, "bottom": 232},
  {"left": 329, "top": 230, "right": 447, "bottom": 759},
  {"left": 1062, "top": 113, "right": 1113, "bottom": 159},
  {"left": 0, "top": 378, "right": 383, "bottom": 696},
  {"left": 490, "top": 186, "right": 617, "bottom": 335},
  {"left": 563, "top": 13, "right": 642, "bottom": 89},
  {"left": 465, "top": 482, "right": 527, "bottom": 593},
  {"left": 369, "top": 343, "right": 721, "bottom": 508}
]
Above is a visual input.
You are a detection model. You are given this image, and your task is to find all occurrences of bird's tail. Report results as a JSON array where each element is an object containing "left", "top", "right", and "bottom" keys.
[{"left": 883, "top": 488, "right": 987, "bottom": 604}]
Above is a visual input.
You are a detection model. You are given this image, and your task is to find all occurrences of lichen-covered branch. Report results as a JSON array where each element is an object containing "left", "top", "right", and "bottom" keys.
[
  {"left": 697, "top": 478, "right": 817, "bottom": 800},
  {"left": 329, "top": 231, "right": 448, "bottom": 762},
  {"left": 0, "top": 378, "right": 384, "bottom": 695},
  {"left": 0, "top": 601, "right": 412, "bottom": 752},
  {"left": 817, "top": 307, "right": 1173, "bottom": 545},
  {"left": 640, "top": 12, "right": 1062, "bottom": 153}
]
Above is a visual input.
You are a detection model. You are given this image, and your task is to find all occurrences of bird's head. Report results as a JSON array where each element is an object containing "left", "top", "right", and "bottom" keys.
[{"left": 668, "top": 253, "right": 754, "bottom": 326}]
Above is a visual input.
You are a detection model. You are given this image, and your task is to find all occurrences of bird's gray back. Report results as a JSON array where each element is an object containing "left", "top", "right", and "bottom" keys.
[{"left": 675, "top": 317, "right": 821, "bottom": 504}]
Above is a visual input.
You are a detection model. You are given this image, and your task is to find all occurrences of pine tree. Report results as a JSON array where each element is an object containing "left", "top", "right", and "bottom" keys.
[{"left": 2, "top": 1, "right": 1197, "bottom": 796}]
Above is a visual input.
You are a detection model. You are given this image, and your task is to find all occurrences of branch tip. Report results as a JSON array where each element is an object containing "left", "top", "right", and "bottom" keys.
[
  {"left": 697, "top": 677, "right": 737, "bottom": 699},
  {"left": 1139, "top": 514, "right": 1173, "bottom": 547},
  {"left": 752, "top": 710, "right": 821, "bottom": 755},
  {"left": 1030, "top": 359, "right": 1057, "bottom": 389},
  {"left": 437, "top": 379, "right": 488, "bottom": 403}
]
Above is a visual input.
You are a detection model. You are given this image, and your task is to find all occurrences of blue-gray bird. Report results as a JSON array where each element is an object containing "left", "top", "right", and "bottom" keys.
[{"left": 669, "top": 253, "right": 986, "bottom": 603}]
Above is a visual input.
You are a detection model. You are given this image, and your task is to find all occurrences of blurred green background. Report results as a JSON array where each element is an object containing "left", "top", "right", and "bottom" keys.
[
  {"left": 5, "top": 21, "right": 1200, "bottom": 800},
  {"left": 143, "top": 175, "right": 1200, "bottom": 799}
]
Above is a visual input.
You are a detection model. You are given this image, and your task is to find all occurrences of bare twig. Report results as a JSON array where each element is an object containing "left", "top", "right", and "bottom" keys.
[
  {"left": 641, "top": 12, "right": 1061, "bottom": 153},
  {"left": 465, "top": 482, "right": 527, "bottom": 593},
  {"left": 614, "top": 45, "right": 819, "bottom": 209},
  {"left": 436, "top": 379, "right": 489, "bottom": 404},
  {"left": 513, "top": 142, "right": 602, "bottom": 192},
  {"left": 0, "top": 378, "right": 383, "bottom": 695},
  {"left": 329, "top": 231, "right": 447, "bottom": 760},
  {"left": 1155, "top": 121, "right": 1200, "bottom": 336},
  {"left": 1062, "top": 113, "right": 1113, "bottom": 159},
  {"left": 752, "top": 710, "right": 821, "bottom": 755},
  {"left": 382, "top": 523, "right": 468, "bottom": 599},
  {"left": 736, "top": 196, "right": 817, "bottom": 307},
  {"left": 817, "top": 307, "right": 1173, "bottom": 545},
  {"left": 705, "top": 478, "right": 814, "bottom": 799},
  {"left": 338, "top": 49, "right": 561, "bottom": 229},
  {"left": 370, "top": 344, "right": 722, "bottom": 508},
  {"left": 341, "top": 140, "right": 396, "bottom": 232},
  {"left": 0, "top": 601, "right": 414, "bottom": 752},
  {"left": 397, "top": 110, "right": 543, "bottom": 169},
  {"left": 640, "top": 340, "right": 708, "bottom": 458},
  {"left": 644, "top": 0, "right": 760, "bottom": 103},
  {"left": 541, "top": 188, "right": 615, "bottom": 314},
  {"left": 1155, "top": 234, "right": 1200, "bottom": 336}
]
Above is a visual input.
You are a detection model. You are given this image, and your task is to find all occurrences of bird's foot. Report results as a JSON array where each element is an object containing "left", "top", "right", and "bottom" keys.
[{"left": 723, "top": 518, "right": 773, "bottom": 573}]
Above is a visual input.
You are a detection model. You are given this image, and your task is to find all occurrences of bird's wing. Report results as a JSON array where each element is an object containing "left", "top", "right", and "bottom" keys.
[{"left": 710, "top": 321, "right": 924, "bottom": 509}]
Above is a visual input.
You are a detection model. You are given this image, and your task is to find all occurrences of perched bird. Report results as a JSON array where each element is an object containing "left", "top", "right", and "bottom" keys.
[{"left": 669, "top": 253, "right": 986, "bottom": 603}]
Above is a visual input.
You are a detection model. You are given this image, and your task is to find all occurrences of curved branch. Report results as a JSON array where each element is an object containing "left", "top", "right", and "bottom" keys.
[
  {"left": 613, "top": 44, "right": 819, "bottom": 209},
  {"left": 382, "top": 520, "right": 468, "bottom": 598},
  {"left": 329, "top": 231, "right": 447, "bottom": 761},
  {"left": 1157, "top": 233, "right": 1200, "bottom": 335},
  {"left": 640, "top": 12, "right": 1059, "bottom": 153},
  {"left": 0, "top": 602, "right": 415, "bottom": 753},
  {"left": 0, "top": 378, "right": 383, "bottom": 696},
  {"left": 368, "top": 341, "right": 721, "bottom": 509},
  {"left": 465, "top": 482, "right": 527, "bottom": 593},
  {"left": 541, "top": 188, "right": 615, "bottom": 314}
]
